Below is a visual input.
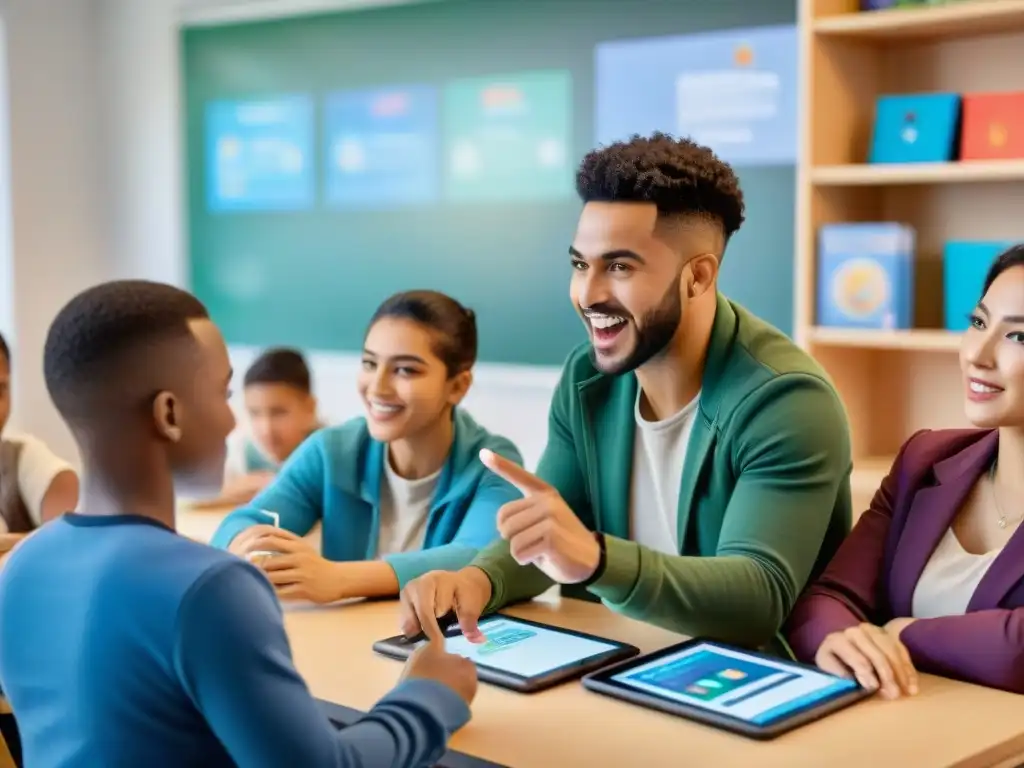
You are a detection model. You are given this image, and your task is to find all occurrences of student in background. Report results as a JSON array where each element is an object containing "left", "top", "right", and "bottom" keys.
[
  {"left": 0, "top": 331, "right": 78, "bottom": 556},
  {"left": 787, "top": 245, "right": 1024, "bottom": 698},
  {"left": 199, "top": 348, "right": 320, "bottom": 508},
  {"left": 398, "top": 133, "right": 852, "bottom": 652},
  {"left": 0, "top": 280, "right": 476, "bottom": 767},
  {"left": 211, "top": 290, "right": 523, "bottom": 604}
]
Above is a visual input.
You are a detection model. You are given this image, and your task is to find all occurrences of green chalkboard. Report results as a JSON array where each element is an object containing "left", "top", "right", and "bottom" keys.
[{"left": 184, "top": 0, "right": 796, "bottom": 366}]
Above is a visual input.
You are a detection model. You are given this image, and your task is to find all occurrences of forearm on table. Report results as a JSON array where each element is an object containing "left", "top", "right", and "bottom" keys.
[
  {"left": 785, "top": 588, "right": 872, "bottom": 661},
  {"left": 899, "top": 610, "right": 1024, "bottom": 693},
  {"left": 588, "top": 536, "right": 792, "bottom": 647},
  {"left": 472, "top": 541, "right": 555, "bottom": 612},
  {"left": 334, "top": 560, "right": 400, "bottom": 600}
]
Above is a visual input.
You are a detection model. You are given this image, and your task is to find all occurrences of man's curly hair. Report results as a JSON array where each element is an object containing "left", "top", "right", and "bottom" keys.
[{"left": 575, "top": 132, "right": 745, "bottom": 241}]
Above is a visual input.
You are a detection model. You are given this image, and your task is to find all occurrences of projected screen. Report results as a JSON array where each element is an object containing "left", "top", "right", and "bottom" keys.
[
  {"left": 205, "top": 95, "right": 315, "bottom": 211},
  {"left": 595, "top": 25, "right": 797, "bottom": 165},
  {"left": 324, "top": 85, "right": 439, "bottom": 208}
]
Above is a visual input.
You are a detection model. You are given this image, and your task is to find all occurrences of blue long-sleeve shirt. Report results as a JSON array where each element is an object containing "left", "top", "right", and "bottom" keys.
[{"left": 0, "top": 513, "right": 469, "bottom": 766}]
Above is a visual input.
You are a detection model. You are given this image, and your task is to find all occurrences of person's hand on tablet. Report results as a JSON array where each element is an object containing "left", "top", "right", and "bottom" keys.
[
  {"left": 401, "top": 631, "right": 479, "bottom": 707},
  {"left": 399, "top": 568, "right": 493, "bottom": 644},
  {"left": 480, "top": 449, "right": 601, "bottom": 584},
  {"left": 815, "top": 623, "right": 918, "bottom": 700}
]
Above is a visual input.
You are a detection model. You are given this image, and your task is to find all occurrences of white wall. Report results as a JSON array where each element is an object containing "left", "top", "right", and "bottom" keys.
[
  {"left": 0, "top": 0, "right": 558, "bottom": 470},
  {"left": 0, "top": 0, "right": 110, "bottom": 464}
]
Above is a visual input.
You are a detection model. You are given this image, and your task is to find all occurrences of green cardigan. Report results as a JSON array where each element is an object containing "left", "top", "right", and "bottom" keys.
[{"left": 473, "top": 294, "right": 853, "bottom": 649}]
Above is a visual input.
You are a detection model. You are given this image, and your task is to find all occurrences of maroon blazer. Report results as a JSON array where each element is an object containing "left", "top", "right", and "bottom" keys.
[{"left": 786, "top": 428, "right": 1024, "bottom": 694}]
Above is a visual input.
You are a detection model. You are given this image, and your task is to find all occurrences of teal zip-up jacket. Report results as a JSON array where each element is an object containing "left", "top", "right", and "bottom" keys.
[
  {"left": 210, "top": 409, "right": 523, "bottom": 587},
  {"left": 473, "top": 294, "right": 853, "bottom": 650}
]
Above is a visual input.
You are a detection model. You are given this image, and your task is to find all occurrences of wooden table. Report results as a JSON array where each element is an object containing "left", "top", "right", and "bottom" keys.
[
  {"left": 285, "top": 597, "right": 1024, "bottom": 768},
  {"left": 176, "top": 504, "right": 322, "bottom": 550}
]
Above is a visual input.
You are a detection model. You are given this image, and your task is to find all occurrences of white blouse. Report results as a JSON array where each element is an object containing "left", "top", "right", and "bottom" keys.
[{"left": 911, "top": 528, "right": 1001, "bottom": 619}]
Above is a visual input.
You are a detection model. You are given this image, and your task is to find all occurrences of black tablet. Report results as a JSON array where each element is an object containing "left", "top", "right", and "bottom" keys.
[
  {"left": 582, "top": 637, "right": 873, "bottom": 739},
  {"left": 373, "top": 614, "right": 639, "bottom": 693}
]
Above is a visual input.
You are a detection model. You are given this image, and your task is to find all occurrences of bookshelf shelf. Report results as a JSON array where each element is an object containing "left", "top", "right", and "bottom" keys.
[
  {"left": 811, "top": 160, "right": 1024, "bottom": 186},
  {"left": 808, "top": 327, "right": 962, "bottom": 352},
  {"left": 813, "top": 0, "right": 1024, "bottom": 41},
  {"left": 796, "top": 0, "right": 1024, "bottom": 511}
]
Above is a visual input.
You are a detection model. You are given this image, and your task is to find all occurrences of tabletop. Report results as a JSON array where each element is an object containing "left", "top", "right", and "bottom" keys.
[{"left": 284, "top": 596, "right": 1024, "bottom": 768}]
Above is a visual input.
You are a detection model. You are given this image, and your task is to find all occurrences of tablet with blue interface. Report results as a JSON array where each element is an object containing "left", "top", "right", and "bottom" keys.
[
  {"left": 373, "top": 614, "right": 639, "bottom": 693},
  {"left": 582, "top": 638, "right": 872, "bottom": 739}
]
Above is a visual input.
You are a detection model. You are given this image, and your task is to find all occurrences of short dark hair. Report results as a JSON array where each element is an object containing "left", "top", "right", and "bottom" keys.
[
  {"left": 0, "top": 331, "right": 8, "bottom": 367},
  {"left": 576, "top": 132, "right": 745, "bottom": 242},
  {"left": 243, "top": 348, "right": 312, "bottom": 393},
  {"left": 368, "top": 290, "right": 477, "bottom": 376},
  {"left": 44, "top": 280, "right": 209, "bottom": 424},
  {"left": 983, "top": 243, "right": 1024, "bottom": 295}
]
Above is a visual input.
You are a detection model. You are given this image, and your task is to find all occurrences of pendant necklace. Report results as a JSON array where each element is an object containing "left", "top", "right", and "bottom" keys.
[{"left": 989, "top": 461, "right": 1021, "bottom": 530}]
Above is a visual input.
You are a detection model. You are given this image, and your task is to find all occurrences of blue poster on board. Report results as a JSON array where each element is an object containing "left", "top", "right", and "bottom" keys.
[
  {"left": 324, "top": 86, "right": 439, "bottom": 208},
  {"left": 595, "top": 25, "right": 797, "bottom": 166},
  {"left": 205, "top": 95, "right": 315, "bottom": 212}
]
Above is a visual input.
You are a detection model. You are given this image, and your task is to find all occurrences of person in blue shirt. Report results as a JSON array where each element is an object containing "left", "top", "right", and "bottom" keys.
[
  {"left": 0, "top": 279, "right": 477, "bottom": 767},
  {"left": 211, "top": 290, "right": 523, "bottom": 605}
]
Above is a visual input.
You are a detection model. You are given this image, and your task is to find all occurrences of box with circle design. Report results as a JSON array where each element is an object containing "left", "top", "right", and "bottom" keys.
[
  {"left": 817, "top": 223, "right": 915, "bottom": 330},
  {"left": 960, "top": 92, "right": 1024, "bottom": 161}
]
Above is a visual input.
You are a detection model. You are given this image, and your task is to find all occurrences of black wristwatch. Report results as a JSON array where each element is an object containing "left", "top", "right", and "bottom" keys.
[{"left": 580, "top": 531, "right": 607, "bottom": 588}]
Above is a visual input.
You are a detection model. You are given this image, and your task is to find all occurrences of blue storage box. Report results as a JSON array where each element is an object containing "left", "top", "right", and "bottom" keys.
[
  {"left": 869, "top": 93, "right": 961, "bottom": 164},
  {"left": 943, "top": 241, "right": 1012, "bottom": 331},
  {"left": 818, "top": 223, "right": 915, "bottom": 330}
]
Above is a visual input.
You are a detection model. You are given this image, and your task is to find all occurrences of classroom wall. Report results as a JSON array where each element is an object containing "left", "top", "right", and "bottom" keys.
[
  {"left": 0, "top": 0, "right": 797, "bottom": 473},
  {"left": 0, "top": 0, "right": 110, "bottom": 465}
]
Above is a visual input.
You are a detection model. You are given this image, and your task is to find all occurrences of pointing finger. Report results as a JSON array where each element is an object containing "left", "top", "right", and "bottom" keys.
[{"left": 479, "top": 449, "right": 549, "bottom": 496}]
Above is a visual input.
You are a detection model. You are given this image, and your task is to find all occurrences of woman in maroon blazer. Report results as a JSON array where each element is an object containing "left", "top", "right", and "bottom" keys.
[{"left": 787, "top": 244, "right": 1024, "bottom": 699}]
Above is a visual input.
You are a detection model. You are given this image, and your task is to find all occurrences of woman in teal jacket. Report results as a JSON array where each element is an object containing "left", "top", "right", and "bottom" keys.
[{"left": 210, "top": 290, "right": 523, "bottom": 603}]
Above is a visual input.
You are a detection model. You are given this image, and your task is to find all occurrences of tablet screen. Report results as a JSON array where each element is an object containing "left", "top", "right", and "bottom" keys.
[
  {"left": 427, "top": 616, "right": 622, "bottom": 678},
  {"left": 610, "top": 641, "right": 858, "bottom": 726}
]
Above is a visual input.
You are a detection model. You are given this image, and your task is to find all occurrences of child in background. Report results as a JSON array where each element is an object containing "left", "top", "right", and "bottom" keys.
[
  {"left": 205, "top": 348, "right": 321, "bottom": 508},
  {"left": 0, "top": 332, "right": 79, "bottom": 554}
]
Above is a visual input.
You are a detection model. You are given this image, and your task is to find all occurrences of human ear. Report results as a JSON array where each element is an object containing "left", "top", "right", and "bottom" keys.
[
  {"left": 152, "top": 391, "right": 183, "bottom": 443},
  {"left": 687, "top": 254, "right": 719, "bottom": 298},
  {"left": 446, "top": 370, "right": 473, "bottom": 407}
]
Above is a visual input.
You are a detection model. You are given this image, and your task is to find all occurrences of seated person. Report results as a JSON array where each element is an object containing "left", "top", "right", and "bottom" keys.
[
  {"left": 787, "top": 244, "right": 1024, "bottom": 698},
  {"left": 196, "top": 347, "right": 321, "bottom": 508},
  {"left": 0, "top": 279, "right": 476, "bottom": 767},
  {"left": 398, "top": 134, "right": 852, "bottom": 651},
  {"left": 211, "top": 290, "right": 523, "bottom": 604},
  {"left": 0, "top": 331, "right": 79, "bottom": 556}
]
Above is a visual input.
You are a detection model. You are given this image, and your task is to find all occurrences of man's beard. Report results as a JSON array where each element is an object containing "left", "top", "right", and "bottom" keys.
[{"left": 587, "top": 274, "right": 682, "bottom": 376}]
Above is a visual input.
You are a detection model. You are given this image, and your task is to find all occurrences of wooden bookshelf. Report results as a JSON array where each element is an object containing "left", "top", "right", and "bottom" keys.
[
  {"left": 813, "top": 0, "right": 1024, "bottom": 40},
  {"left": 796, "top": 0, "right": 1024, "bottom": 514}
]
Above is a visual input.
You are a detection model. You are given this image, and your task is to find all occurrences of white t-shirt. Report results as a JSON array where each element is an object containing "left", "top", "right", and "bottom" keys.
[
  {"left": 0, "top": 432, "right": 74, "bottom": 533},
  {"left": 629, "top": 389, "right": 701, "bottom": 555},
  {"left": 375, "top": 450, "right": 440, "bottom": 558},
  {"left": 911, "top": 528, "right": 1000, "bottom": 619}
]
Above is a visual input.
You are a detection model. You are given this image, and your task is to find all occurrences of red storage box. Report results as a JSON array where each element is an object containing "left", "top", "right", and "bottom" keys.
[{"left": 960, "top": 91, "right": 1024, "bottom": 160}]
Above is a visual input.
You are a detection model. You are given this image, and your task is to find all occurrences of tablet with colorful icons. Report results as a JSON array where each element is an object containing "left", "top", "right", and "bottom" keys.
[
  {"left": 582, "top": 638, "right": 873, "bottom": 739},
  {"left": 372, "top": 614, "right": 638, "bottom": 693}
]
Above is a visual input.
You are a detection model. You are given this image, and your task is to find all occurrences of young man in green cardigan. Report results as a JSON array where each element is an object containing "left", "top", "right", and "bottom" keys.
[{"left": 399, "top": 133, "right": 853, "bottom": 651}]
